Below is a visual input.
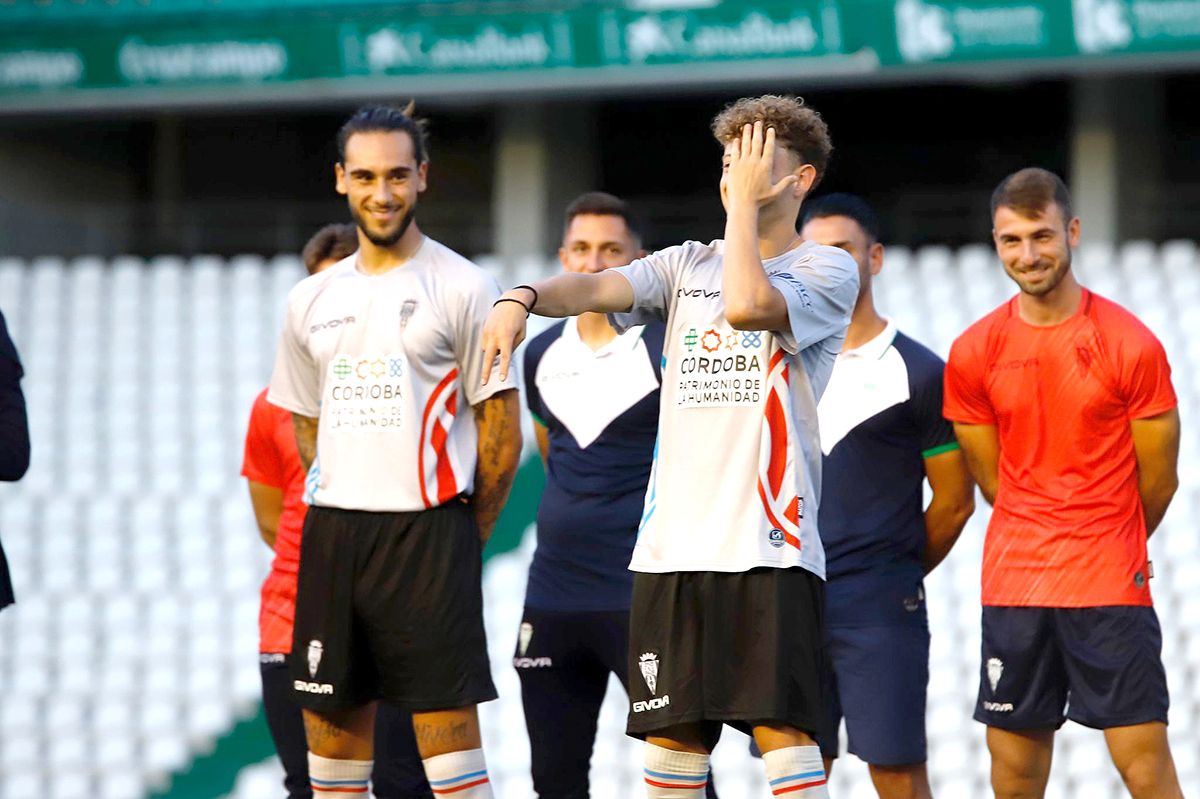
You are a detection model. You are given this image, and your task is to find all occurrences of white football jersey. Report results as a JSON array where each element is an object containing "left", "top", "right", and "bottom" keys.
[
  {"left": 610, "top": 239, "right": 858, "bottom": 577},
  {"left": 267, "top": 237, "right": 516, "bottom": 512}
]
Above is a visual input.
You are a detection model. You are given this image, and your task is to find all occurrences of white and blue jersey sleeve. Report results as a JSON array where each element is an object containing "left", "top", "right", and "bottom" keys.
[
  {"left": 769, "top": 244, "right": 859, "bottom": 356},
  {"left": 608, "top": 242, "right": 707, "bottom": 332}
]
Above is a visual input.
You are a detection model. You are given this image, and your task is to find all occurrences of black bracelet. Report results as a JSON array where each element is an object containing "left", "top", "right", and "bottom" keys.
[
  {"left": 493, "top": 297, "right": 531, "bottom": 316},
  {"left": 513, "top": 284, "right": 539, "bottom": 311}
]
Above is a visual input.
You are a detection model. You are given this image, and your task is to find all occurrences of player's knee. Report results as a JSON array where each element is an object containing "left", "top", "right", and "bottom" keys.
[
  {"left": 1115, "top": 749, "right": 1175, "bottom": 796},
  {"left": 867, "top": 763, "right": 930, "bottom": 799},
  {"left": 989, "top": 761, "right": 1049, "bottom": 797}
]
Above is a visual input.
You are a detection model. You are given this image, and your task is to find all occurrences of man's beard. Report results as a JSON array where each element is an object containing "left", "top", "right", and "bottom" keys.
[
  {"left": 351, "top": 203, "right": 417, "bottom": 248},
  {"left": 1012, "top": 251, "right": 1070, "bottom": 297}
]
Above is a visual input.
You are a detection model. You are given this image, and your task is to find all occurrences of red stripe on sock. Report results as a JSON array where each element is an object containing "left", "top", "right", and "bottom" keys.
[
  {"left": 431, "top": 777, "right": 490, "bottom": 794},
  {"left": 645, "top": 777, "right": 708, "bottom": 790},
  {"left": 772, "top": 778, "right": 828, "bottom": 795}
]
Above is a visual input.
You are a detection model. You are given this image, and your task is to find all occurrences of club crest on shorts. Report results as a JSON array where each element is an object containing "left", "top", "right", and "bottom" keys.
[
  {"left": 987, "top": 657, "right": 1003, "bottom": 693},
  {"left": 518, "top": 622, "right": 534, "bottom": 657},
  {"left": 308, "top": 640, "right": 324, "bottom": 678},
  {"left": 639, "top": 652, "right": 659, "bottom": 696}
]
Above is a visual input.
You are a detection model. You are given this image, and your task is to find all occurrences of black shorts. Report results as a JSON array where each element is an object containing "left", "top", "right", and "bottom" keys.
[
  {"left": 625, "top": 567, "right": 824, "bottom": 740},
  {"left": 975, "top": 606, "right": 1169, "bottom": 730},
  {"left": 290, "top": 502, "right": 497, "bottom": 712}
]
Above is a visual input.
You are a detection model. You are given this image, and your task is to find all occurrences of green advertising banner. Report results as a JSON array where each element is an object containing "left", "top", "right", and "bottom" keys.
[
  {"left": 887, "top": 0, "right": 1071, "bottom": 64},
  {"left": 597, "top": 2, "right": 847, "bottom": 66},
  {"left": 1073, "top": 0, "right": 1200, "bottom": 55},
  {"left": 3, "top": 0, "right": 1200, "bottom": 109},
  {"left": 339, "top": 14, "right": 577, "bottom": 77}
]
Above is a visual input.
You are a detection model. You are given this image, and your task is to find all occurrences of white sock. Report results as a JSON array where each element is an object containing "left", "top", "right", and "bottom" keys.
[
  {"left": 761, "top": 745, "right": 828, "bottom": 797},
  {"left": 308, "top": 752, "right": 371, "bottom": 796},
  {"left": 422, "top": 748, "right": 493, "bottom": 797},
  {"left": 643, "top": 742, "right": 710, "bottom": 798}
]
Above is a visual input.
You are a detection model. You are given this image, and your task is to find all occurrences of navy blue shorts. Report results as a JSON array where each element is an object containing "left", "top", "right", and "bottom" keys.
[
  {"left": 819, "top": 622, "right": 929, "bottom": 766},
  {"left": 975, "top": 606, "right": 1169, "bottom": 730}
]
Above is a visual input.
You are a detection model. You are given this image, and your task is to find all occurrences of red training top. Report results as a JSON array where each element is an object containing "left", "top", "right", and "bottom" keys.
[
  {"left": 241, "top": 388, "right": 309, "bottom": 654},
  {"left": 944, "top": 289, "right": 1176, "bottom": 608}
]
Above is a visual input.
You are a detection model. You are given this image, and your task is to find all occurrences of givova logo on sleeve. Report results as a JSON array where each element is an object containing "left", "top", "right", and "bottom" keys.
[
  {"left": 676, "top": 326, "right": 767, "bottom": 408},
  {"left": 326, "top": 352, "right": 407, "bottom": 430}
]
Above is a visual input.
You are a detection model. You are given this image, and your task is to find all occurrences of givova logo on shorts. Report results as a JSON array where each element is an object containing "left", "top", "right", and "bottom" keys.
[
  {"left": 294, "top": 639, "right": 335, "bottom": 694},
  {"left": 633, "top": 652, "right": 670, "bottom": 712}
]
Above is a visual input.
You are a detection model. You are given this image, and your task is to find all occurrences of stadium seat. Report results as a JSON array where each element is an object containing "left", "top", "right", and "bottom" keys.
[{"left": 1, "top": 773, "right": 40, "bottom": 799}]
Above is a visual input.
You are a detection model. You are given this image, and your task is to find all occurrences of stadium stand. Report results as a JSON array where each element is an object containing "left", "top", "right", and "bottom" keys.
[{"left": 0, "top": 246, "right": 1196, "bottom": 798}]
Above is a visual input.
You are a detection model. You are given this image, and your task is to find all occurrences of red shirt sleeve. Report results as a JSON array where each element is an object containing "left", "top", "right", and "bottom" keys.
[
  {"left": 1120, "top": 327, "right": 1177, "bottom": 420},
  {"left": 242, "top": 389, "right": 287, "bottom": 488},
  {"left": 943, "top": 332, "right": 995, "bottom": 424}
]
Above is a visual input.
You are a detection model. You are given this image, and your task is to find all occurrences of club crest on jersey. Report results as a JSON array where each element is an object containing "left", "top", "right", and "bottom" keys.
[
  {"left": 518, "top": 622, "right": 534, "bottom": 657},
  {"left": 639, "top": 652, "right": 659, "bottom": 696},
  {"left": 399, "top": 299, "right": 419, "bottom": 331},
  {"left": 768, "top": 528, "right": 785, "bottom": 548},
  {"left": 308, "top": 640, "right": 324, "bottom": 678},
  {"left": 987, "top": 657, "right": 1003, "bottom": 693}
]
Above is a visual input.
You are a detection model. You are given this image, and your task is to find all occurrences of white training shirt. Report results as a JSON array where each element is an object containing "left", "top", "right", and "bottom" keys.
[
  {"left": 610, "top": 239, "right": 858, "bottom": 577},
  {"left": 267, "top": 238, "right": 516, "bottom": 512}
]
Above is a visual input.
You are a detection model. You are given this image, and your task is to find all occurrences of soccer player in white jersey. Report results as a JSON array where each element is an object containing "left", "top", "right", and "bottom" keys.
[
  {"left": 482, "top": 95, "right": 857, "bottom": 798},
  {"left": 268, "top": 105, "right": 522, "bottom": 799}
]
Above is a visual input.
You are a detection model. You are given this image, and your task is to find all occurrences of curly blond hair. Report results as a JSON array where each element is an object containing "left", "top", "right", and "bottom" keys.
[{"left": 711, "top": 95, "right": 833, "bottom": 189}]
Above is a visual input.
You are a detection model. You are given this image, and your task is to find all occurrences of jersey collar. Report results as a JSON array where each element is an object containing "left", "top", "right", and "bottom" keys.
[
  {"left": 562, "top": 315, "right": 645, "bottom": 357},
  {"left": 838, "top": 318, "right": 897, "bottom": 361}
]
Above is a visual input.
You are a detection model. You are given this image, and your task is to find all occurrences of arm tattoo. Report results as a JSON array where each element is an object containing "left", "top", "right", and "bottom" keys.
[
  {"left": 472, "top": 390, "right": 521, "bottom": 544},
  {"left": 293, "top": 413, "right": 319, "bottom": 472}
]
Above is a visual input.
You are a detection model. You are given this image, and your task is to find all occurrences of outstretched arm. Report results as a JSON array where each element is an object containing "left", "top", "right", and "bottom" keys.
[
  {"left": 481, "top": 271, "right": 633, "bottom": 384},
  {"left": 1130, "top": 408, "right": 1180, "bottom": 537},
  {"left": 472, "top": 389, "right": 522, "bottom": 544}
]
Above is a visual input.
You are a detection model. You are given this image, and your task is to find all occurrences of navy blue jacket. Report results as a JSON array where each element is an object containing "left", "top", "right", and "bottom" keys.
[{"left": 0, "top": 309, "right": 30, "bottom": 609}]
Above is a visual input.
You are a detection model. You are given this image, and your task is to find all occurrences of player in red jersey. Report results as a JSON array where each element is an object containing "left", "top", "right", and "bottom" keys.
[
  {"left": 944, "top": 168, "right": 1184, "bottom": 799},
  {"left": 243, "top": 223, "right": 431, "bottom": 799}
]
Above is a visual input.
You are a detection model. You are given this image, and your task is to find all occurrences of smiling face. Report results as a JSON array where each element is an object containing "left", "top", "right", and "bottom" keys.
[
  {"left": 558, "top": 213, "right": 642, "bottom": 274},
  {"left": 992, "top": 202, "right": 1080, "bottom": 298},
  {"left": 335, "top": 130, "right": 428, "bottom": 248}
]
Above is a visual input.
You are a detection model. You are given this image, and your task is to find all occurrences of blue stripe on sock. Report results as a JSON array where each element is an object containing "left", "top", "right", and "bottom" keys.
[
  {"left": 310, "top": 778, "right": 369, "bottom": 786},
  {"left": 768, "top": 769, "right": 825, "bottom": 786},
  {"left": 427, "top": 769, "right": 488, "bottom": 787},
  {"left": 644, "top": 768, "right": 708, "bottom": 782}
]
